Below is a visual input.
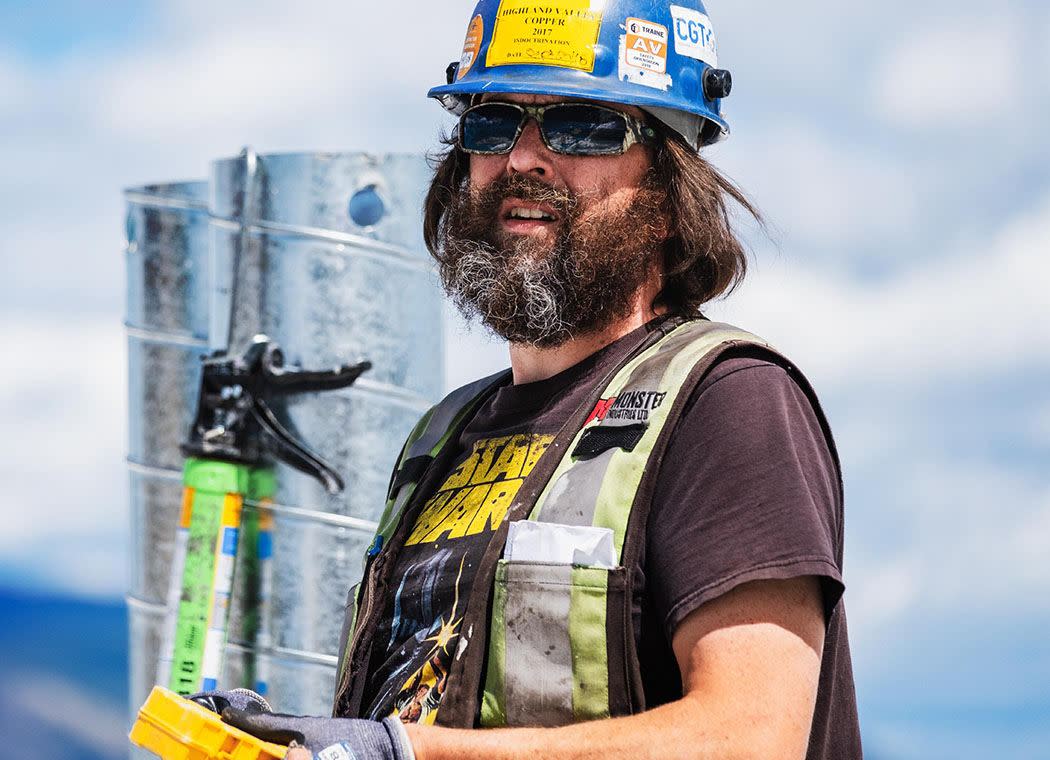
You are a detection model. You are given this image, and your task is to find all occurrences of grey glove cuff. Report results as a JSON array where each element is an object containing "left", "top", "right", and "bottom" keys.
[
  {"left": 221, "top": 708, "right": 415, "bottom": 760},
  {"left": 382, "top": 717, "right": 416, "bottom": 760}
]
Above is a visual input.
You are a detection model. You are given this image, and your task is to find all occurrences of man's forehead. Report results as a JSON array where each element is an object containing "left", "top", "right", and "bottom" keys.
[{"left": 477, "top": 92, "right": 646, "bottom": 120}]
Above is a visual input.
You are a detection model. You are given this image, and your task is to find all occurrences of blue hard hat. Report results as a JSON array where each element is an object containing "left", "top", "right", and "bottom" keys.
[{"left": 428, "top": 0, "right": 732, "bottom": 149}]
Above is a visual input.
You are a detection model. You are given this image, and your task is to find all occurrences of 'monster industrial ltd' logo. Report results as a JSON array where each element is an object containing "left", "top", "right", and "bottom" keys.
[{"left": 585, "top": 390, "right": 666, "bottom": 425}]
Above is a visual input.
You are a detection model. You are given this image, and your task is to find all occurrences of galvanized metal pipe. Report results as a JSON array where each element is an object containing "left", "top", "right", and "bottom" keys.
[{"left": 125, "top": 153, "right": 443, "bottom": 733}]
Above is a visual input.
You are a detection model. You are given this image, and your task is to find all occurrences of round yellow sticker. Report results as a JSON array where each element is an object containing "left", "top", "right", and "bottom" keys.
[
  {"left": 486, "top": 0, "right": 605, "bottom": 73},
  {"left": 459, "top": 15, "right": 485, "bottom": 79}
]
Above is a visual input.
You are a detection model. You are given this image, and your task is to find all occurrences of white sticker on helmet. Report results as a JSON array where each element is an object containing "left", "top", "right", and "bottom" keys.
[
  {"left": 669, "top": 6, "right": 718, "bottom": 67},
  {"left": 618, "top": 17, "right": 673, "bottom": 90}
]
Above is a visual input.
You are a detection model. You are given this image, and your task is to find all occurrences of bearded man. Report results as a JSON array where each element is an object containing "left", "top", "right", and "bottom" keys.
[{"left": 220, "top": 2, "right": 863, "bottom": 758}]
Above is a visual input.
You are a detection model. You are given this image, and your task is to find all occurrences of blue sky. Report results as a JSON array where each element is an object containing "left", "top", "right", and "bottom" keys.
[{"left": 1, "top": 1, "right": 1048, "bottom": 757}]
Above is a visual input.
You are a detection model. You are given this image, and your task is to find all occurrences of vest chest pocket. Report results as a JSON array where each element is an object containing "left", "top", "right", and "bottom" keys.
[{"left": 480, "top": 559, "right": 627, "bottom": 728}]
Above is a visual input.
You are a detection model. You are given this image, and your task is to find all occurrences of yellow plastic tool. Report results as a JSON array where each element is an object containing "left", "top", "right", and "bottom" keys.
[{"left": 129, "top": 686, "right": 289, "bottom": 760}]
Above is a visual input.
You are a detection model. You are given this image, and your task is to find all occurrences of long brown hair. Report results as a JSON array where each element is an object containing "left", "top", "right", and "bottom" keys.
[{"left": 423, "top": 128, "right": 761, "bottom": 314}]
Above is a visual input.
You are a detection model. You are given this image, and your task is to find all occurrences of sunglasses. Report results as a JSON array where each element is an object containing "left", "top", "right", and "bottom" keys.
[{"left": 458, "top": 101, "right": 658, "bottom": 157}]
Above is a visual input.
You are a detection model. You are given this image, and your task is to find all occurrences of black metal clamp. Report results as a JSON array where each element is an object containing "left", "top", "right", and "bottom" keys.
[{"left": 182, "top": 335, "right": 371, "bottom": 494}]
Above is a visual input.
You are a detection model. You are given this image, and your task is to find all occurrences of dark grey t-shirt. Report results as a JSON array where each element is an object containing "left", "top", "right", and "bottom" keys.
[{"left": 361, "top": 321, "right": 862, "bottom": 759}]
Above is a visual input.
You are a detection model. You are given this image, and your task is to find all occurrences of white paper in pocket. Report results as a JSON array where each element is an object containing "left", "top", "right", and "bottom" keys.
[{"left": 504, "top": 520, "right": 617, "bottom": 569}]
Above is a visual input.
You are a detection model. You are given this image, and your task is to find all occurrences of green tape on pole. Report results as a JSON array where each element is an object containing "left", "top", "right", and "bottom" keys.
[
  {"left": 168, "top": 488, "right": 224, "bottom": 695},
  {"left": 183, "top": 457, "right": 252, "bottom": 496},
  {"left": 168, "top": 459, "right": 253, "bottom": 696}
]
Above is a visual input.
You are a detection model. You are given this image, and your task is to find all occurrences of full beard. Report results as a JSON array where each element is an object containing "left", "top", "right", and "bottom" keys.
[{"left": 438, "top": 173, "right": 668, "bottom": 348}]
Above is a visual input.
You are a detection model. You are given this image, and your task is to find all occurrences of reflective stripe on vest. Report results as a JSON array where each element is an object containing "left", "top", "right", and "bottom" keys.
[{"left": 480, "top": 321, "right": 769, "bottom": 727}]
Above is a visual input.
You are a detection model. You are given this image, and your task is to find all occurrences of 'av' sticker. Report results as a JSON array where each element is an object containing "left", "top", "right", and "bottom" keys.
[
  {"left": 669, "top": 5, "right": 718, "bottom": 67},
  {"left": 458, "top": 15, "right": 484, "bottom": 79},
  {"left": 486, "top": 0, "right": 604, "bottom": 73},
  {"left": 619, "top": 17, "right": 672, "bottom": 91}
]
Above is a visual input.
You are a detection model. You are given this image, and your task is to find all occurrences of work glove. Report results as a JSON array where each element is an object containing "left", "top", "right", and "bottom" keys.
[
  {"left": 189, "top": 687, "right": 272, "bottom": 715},
  {"left": 220, "top": 708, "right": 416, "bottom": 760}
]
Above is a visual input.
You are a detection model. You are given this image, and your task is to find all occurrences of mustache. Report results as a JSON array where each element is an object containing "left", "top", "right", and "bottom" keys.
[{"left": 467, "top": 174, "right": 578, "bottom": 219}]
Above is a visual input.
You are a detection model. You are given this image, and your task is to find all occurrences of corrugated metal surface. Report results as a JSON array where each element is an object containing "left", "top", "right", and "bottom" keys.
[{"left": 125, "top": 152, "right": 442, "bottom": 734}]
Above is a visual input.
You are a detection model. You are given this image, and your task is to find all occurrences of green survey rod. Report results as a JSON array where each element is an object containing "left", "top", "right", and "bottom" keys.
[
  {"left": 157, "top": 335, "right": 370, "bottom": 696},
  {"left": 167, "top": 460, "right": 259, "bottom": 694}
]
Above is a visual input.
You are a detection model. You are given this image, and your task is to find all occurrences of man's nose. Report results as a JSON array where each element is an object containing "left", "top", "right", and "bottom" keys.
[{"left": 506, "top": 118, "right": 554, "bottom": 178}]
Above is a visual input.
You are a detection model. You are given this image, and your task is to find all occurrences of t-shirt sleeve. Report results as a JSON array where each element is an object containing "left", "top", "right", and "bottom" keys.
[{"left": 647, "top": 352, "right": 844, "bottom": 638}]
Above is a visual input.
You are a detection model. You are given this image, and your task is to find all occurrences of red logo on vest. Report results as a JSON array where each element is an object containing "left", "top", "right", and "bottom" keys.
[{"left": 585, "top": 397, "right": 618, "bottom": 425}]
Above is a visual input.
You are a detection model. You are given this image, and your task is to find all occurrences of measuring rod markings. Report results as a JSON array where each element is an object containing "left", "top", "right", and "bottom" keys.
[{"left": 169, "top": 489, "right": 243, "bottom": 695}]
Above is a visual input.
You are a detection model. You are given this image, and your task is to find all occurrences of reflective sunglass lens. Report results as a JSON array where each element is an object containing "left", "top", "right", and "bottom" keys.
[
  {"left": 460, "top": 104, "right": 523, "bottom": 153},
  {"left": 543, "top": 105, "right": 630, "bottom": 155}
]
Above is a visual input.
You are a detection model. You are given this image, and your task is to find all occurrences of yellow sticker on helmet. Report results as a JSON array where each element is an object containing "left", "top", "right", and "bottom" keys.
[{"left": 486, "top": 0, "right": 605, "bottom": 73}]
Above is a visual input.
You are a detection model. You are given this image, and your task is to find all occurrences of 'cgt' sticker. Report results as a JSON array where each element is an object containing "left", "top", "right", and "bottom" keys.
[{"left": 669, "top": 4, "right": 718, "bottom": 67}]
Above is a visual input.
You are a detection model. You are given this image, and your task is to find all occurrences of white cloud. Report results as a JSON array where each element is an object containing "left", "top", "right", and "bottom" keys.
[
  {"left": 1010, "top": 486, "right": 1050, "bottom": 587},
  {"left": 846, "top": 554, "right": 921, "bottom": 632},
  {"left": 845, "top": 455, "right": 1050, "bottom": 684},
  {"left": 906, "top": 460, "right": 1049, "bottom": 604},
  {"left": 84, "top": 0, "right": 464, "bottom": 150},
  {"left": 872, "top": 13, "right": 1023, "bottom": 131},
  {"left": 0, "top": 212, "right": 125, "bottom": 313},
  {"left": 720, "top": 123, "right": 921, "bottom": 253},
  {"left": 94, "top": 32, "right": 353, "bottom": 139},
  {"left": 709, "top": 0, "right": 886, "bottom": 97},
  {"left": 1028, "top": 400, "right": 1050, "bottom": 447},
  {"left": 0, "top": 316, "right": 128, "bottom": 595},
  {"left": 0, "top": 54, "right": 27, "bottom": 114},
  {"left": 708, "top": 191, "right": 1050, "bottom": 391}
]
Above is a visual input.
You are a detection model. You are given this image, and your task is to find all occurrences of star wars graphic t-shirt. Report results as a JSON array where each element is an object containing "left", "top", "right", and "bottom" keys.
[
  {"left": 360, "top": 319, "right": 862, "bottom": 759},
  {"left": 362, "top": 430, "right": 555, "bottom": 725}
]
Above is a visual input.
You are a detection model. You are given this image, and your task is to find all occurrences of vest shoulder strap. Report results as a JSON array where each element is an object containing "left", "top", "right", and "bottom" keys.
[
  {"left": 532, "top": 320, "right": 771, "bottom": 560},
  {"left": 371, "top": 368, "right": 511, "bottom": 553}
]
